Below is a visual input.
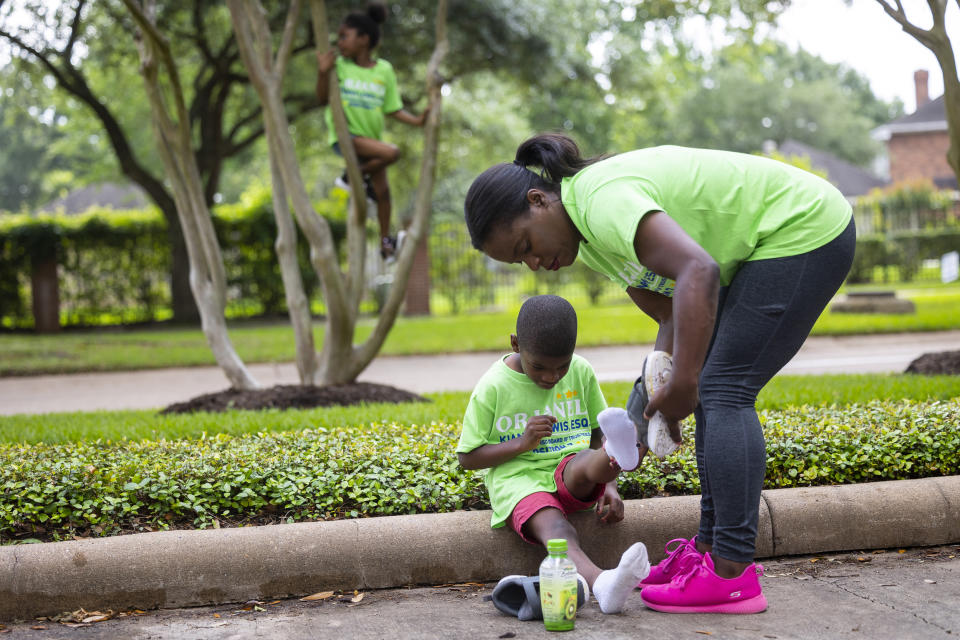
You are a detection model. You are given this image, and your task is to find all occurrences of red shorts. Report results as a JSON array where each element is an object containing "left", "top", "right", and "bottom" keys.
[{"left": 508, "top": 453, "right": 606, "bottom": 544}]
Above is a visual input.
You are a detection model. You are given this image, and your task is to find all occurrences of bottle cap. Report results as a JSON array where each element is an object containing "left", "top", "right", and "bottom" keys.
[{"left": 546, "top": 538, "right": 568, "bottom": 554}]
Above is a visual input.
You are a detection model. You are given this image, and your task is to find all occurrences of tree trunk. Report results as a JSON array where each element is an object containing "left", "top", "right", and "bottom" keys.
[
  {"left": 875, "top": 0, "right": 960, "bottom": 186},
  {"left": 30, "top": 256, "right": 60, "bottom": 334},
  {"left": 347, "top": 0, "right": 448, "bottom": 380},
  {"left": 227, "top": 0, "right": 447, "bottom": 385},
  {"left": 937, "top": 53, "right": 960, "bottom": 183},
  {"left": 123, "top": 0, "right": 257, "bottom": 390},
  {"left": 403, "top": 234, "right": 431, "bottom": 316},
  {"left": 269, "top": 152, "right": 319, "bottom": 383},
  {"left": 167, "top": 220, "right": 200, "bottom": 323}
]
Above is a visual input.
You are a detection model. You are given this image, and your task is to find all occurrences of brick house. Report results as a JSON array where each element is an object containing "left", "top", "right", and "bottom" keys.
[{"left": 873, "top": 70, "right": 957, "bottom": 190}]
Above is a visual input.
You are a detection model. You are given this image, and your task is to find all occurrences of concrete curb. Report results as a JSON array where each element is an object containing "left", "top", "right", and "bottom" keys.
[{"left": 2, "top": 475, "right": 958, "bottom": 620}]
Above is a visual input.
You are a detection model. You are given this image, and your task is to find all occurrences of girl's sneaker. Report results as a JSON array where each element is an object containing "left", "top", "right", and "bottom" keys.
[
  {"left": 334, "top": 172, "right": 377, "bottom": 203},
  {"left": 637, "top": 536, "right": 702, "bottom": 588},
  {"left": 640, "top": 552, "right": 767, "bottom": 614},
  {"left": 381, "top": 235, "right": 397, "bottom": 261}
]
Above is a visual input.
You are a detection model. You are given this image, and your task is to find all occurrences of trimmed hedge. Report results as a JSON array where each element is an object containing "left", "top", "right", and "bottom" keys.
[
  {"left": 849, "top": 229, "right": 960, "bottom": 284},
  {"left": 0, "top": 188, "right": 347, "bottom": 327},
  {"left": 2, "top": 399, "right": 958, "bottom": 543},
  {"left": 849, "top": 181, "right": 960, "bottom": 283}
]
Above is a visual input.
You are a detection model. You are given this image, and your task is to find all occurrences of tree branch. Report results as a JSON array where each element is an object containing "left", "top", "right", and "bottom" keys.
[
  {"left": 0, "top": 18, "right": 174, "bottom": 215},
  {"left": 63, "top": 0, "right": 88, "bottom": 61},
  {"left": 191, "top": 0, "right": 216, "bottom": 65},
  {"left": 874, "top": 0, "right": 938, "bottom": 49},
  {"left": 122, "top": 0, "right": 192, "bottom": 140},
  {"left": 275, "top": 0, "right": 302, "bottom": 79}
]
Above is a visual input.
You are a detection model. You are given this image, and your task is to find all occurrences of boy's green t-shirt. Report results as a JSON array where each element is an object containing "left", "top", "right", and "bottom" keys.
[
  {"left": 456, "top": 353, "right": 607, "bottom": 529},
  {"left": 325, "top": 56, "right": 402, "bottom": 146},
  {"left": 560, "top": 146, "right": 854, "bottom": 294}
]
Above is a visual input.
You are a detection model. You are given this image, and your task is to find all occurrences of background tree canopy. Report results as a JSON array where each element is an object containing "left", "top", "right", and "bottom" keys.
[{"left": 0, "top": 0, "right": 902, "bottom": 217}]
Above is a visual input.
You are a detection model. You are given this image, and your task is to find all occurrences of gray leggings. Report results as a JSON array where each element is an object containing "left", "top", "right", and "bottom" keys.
[{"left": 695, "top": 218, "right": 856, "bottom": 563}]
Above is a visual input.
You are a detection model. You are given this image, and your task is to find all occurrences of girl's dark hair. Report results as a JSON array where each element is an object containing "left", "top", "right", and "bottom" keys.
[
  {"left": 343, "top": 2, "right": 387, "bottom": 49},
  {"left": 464, "top": 133, "right": 596, "bottom": 250}
]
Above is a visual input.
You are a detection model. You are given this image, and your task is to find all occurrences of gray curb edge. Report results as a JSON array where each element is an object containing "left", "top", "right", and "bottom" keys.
[{"left": 2, "top": 475, "right": 958, "bottom": 620}]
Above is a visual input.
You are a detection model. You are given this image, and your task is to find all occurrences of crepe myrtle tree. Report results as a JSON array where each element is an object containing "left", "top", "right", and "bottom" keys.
[
  {"left": 872, "top": 0, "right": 960, "bottom": 183},
  {"left": 122, "top": 0, "right": 257, "bottom": 389},
  {"left": 227, "top": 0, "right": 448, "bottom": 385}
]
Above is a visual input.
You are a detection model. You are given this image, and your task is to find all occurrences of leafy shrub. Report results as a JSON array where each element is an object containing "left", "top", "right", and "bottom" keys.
[
  {"left": 2, "top": 400, "right": 957, "bottom": 543},
  {"left": 848, "top": 181, "right": 960, "bottom": 283},
  {"left": 0, "top": 187, "right": 348, "bottom": 328},
  {"left": 856, "top": 179, "right": 957, "bottom": 234},
  {"left": 849, "top": 229, "right": 960, "bottom": 284}
]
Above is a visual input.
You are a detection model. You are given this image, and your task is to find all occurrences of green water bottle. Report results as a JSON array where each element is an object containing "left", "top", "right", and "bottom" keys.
[{"left": 540, "top": 538, "right": 578, "bottom": 631}]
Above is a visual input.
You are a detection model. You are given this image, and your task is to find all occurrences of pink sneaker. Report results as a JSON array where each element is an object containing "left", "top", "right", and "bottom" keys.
[
  {"left": 640, "top": 552, "right": 767, "bottom": 614},
  {"left": 637, "top": 536, "right": 702, "bottom": 588}
]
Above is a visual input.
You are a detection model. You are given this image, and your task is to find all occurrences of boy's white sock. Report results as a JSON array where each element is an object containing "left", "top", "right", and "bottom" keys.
[
  {"left": 592, "top": 542, "right": 650, "bottom": 614},
  {"left": 598, "top": 407, "right": 639, "bottom": 471}
]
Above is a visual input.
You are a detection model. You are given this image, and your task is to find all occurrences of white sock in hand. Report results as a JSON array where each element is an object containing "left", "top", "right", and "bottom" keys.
[
  {"left": 598, "top": 407, "right": 639, "bottom": 471},
  {"left": 592, "top": 542, "right": 650, "bottom": 614}
]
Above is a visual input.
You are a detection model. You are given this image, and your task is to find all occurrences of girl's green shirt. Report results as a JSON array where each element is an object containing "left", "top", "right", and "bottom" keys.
[
  {"left": 325, "top": 56, "right": 402, "bottom": 146},
  {"left": 560, "top": 146, "right": 853, "bottom": 295}
]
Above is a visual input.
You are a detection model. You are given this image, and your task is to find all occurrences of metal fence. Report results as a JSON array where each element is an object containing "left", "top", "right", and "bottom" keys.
[{"left": 422, "top": 218, "right": 630, "bottom": 315}]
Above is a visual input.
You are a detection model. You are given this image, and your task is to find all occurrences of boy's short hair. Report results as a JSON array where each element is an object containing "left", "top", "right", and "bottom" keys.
[{"left": 516, "top": 295, "right": 577, "bottom": 357}]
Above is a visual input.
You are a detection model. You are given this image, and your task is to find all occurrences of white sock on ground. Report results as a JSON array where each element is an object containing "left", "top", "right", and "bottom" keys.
[
  {"left": 592, "top": 542, "right": 650, "bottom": 614},
  {"left": 598, "top": 407, "right": 639, "bottom": 471}
]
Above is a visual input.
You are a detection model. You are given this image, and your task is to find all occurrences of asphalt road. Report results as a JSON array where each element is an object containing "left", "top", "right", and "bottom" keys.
[{"left": 1, "top": 330, "right": 957, "bottom": 415}]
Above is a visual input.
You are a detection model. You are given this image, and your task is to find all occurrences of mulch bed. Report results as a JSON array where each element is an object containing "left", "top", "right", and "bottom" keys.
[
  {"left": 161, "top": 382, "right": 428, "bottom": 414},
  {"left": 904, "top": 350, "right": 960, "bottom": 376}
]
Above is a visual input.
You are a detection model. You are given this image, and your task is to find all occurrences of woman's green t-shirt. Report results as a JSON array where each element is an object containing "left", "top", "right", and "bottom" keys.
[
  {"left": 456, "top": 354, "right": 607, "bottom": 529},
  {"left": 560, "top": 146, "right": 853, "bottom": 294}
]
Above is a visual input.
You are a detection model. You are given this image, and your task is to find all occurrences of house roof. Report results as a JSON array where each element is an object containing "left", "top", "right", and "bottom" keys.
[
  {"left": 873, "top": 95, "right": 947, "bottom": 139},
  {"left": 777, "top": 139, "right": 887, "bottom": 198}
]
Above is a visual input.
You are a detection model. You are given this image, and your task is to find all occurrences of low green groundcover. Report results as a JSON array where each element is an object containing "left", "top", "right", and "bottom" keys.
[{"left": 1, "top": 399, "right": 957, "bottom": 543}]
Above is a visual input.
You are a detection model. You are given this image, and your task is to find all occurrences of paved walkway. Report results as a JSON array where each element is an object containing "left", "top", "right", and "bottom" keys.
[
  {"left": 1, "top": 330, "right": 958, "bottom": 415},
  {"left": 4, "top": 545, "right": 958, "bottom": 638}
]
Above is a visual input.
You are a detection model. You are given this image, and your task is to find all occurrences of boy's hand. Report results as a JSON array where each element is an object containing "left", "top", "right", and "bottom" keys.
[
  {"left": 316, "top": 49, "right": 336, "bottom": 73},
  {"left": 596, "top": 484, "right": 624, "bottom": 524},
  {"left": 519, "top": 414, "right": 556, "bottom": 451}
]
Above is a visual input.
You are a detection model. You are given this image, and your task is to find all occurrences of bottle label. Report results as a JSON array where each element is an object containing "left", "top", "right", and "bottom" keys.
[{"left": 541, "top": 567, "right": 577, "bottom": 629}]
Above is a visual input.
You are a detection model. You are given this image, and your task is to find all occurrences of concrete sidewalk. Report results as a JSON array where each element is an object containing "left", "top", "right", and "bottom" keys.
[
  {"left": 3, "top": 476, "right": 959, "bottom": 624},
  {"left": 3, "top": 546, "right": 959, "bottom": 639},
  {"left": 1, "top": 546, "right": 960, "bottom": 640},
  {"left": 2, "top": 330, "right": 958, "bottom": 415}
]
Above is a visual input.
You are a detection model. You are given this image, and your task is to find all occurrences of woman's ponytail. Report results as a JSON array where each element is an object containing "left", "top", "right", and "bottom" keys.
[
  {"left": 465, "top": 133, "right": 596, "bottom": 250},
  {"left": 514, "top": 133, "right": 593, "bottom": 184}
]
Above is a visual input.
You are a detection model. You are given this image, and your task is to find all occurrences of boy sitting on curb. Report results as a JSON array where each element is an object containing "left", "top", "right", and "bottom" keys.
[{"left": 457, "top": 294, "right": 650, "bottom": 614}]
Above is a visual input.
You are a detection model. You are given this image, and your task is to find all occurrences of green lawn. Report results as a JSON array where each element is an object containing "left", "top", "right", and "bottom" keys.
[
  {"left": 3, "top": 373, "right": 959, "bottom": 445},
  {"left": 2, "top": 287, "right": 958, "bottom": 376}
]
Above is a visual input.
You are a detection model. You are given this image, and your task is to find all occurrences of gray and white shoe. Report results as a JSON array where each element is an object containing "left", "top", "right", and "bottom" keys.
[{"left": 627, "top": 351, "right": 677, "bottom": 458}]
